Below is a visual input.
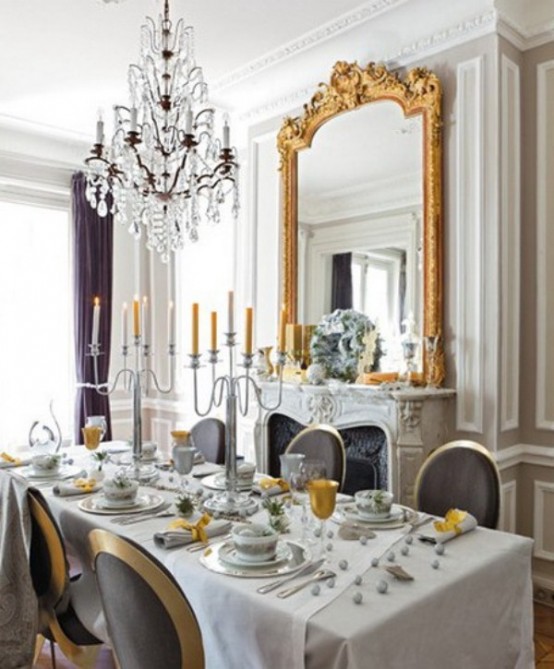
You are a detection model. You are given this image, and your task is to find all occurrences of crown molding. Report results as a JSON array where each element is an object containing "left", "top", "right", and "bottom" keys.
[
  {"left": 497, "top": 10, "right": 554, "bottom": 51},
  {"left": 213, "top": 0, "right": 408, "bottom": 93}
]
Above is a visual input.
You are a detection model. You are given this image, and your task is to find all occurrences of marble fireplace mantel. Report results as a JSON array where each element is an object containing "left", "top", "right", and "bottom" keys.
[{"left": 252, "top": 382, "right": 456, "bottom": 507}]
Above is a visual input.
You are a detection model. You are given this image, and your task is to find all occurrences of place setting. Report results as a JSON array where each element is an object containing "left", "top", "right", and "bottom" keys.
[
  {"left": 19, "top": 453, "right": 83, "bottom": 482},
  {"left": 78, "top": 469, "right": 164, "bottom": 516},
  {"left": 332, "top": 489, "right": 418, "bottom": 531}
]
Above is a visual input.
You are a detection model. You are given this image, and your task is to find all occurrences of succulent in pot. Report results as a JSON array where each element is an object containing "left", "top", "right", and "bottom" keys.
[{"left": 175, "top": 493, "right": 195, "bottom": 518}]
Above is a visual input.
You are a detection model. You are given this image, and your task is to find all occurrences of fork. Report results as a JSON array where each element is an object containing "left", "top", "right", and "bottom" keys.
[
  {"left": 117, "top": 509, "right": 175, "bottom": 526},
  {"left": 110, "top": 502, "right": 171, "bottom": 525},
  {"left": 276, "top": 569, "right": 336, "bottom": 598}
]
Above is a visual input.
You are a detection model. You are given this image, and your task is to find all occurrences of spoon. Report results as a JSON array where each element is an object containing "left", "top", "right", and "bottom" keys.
[{"left": 277, "top": 569, "right": 336, "bottom": 598}]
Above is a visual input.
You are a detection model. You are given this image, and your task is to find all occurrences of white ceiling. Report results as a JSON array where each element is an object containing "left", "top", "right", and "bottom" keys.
[{"left": 0, "top": 0, "right": 552, "bottom": 144}]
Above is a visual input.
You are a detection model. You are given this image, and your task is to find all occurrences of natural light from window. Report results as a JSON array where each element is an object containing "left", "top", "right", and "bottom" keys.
[{"left": 0, "top": 201, "right": 72, "bottom": 446}]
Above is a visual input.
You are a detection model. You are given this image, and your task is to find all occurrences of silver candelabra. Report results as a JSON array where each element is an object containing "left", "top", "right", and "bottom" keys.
[
  {"left": 190, "top": 331, "right": 285, "bottom": 515},
  {"left": 89, "top": 337, "right": 176, "bottom": 482}
]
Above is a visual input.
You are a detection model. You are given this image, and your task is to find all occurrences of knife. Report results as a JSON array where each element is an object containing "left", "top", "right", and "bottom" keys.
[{"left": 256, "top": 558, "right": 325, "bottom": 594}]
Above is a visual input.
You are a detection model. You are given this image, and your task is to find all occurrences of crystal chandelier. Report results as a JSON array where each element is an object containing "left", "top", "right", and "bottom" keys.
[{"left": 84, "top": 0, "right": 240, "bottom": 262}]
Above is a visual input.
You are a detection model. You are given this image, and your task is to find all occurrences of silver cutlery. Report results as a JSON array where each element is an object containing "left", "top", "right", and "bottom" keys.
[
  {"left": 117, "top": 509, "right": 175, "bottom": 526},
  {"left": 277, "top": 569, "right": 336, "bottom": 599},
  {"left": 257, "top": 558, "right": 325, "bottom": 594},
  {"left": 110, "top": 502, "right": 171, "bottom": 525},
  {"left": 186, "top": 533, "right": 232, "bottom": 553}
]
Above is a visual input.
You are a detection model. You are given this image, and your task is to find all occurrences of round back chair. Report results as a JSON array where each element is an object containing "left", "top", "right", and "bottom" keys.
[
  {"left": 191, "top": 417, "right": 225, "bottom": 464},
  {"left": 285, "top": 424, "right": 346, "bottom": 490},
  {"left": 89, "top": 528, "right": 205, "bottom": 669},
  {"left": 414, "top": 440, "right": 501, "bottom": 529}
]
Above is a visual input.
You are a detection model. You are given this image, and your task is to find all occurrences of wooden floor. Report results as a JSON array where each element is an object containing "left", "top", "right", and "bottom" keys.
[{"left": 34, "top": 602, "right": 554, "bottom": 668}]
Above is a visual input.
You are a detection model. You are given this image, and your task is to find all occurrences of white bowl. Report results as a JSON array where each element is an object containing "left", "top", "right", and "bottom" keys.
[
  {"left": 236, "top": 462, "right": 256, "bottom": 487},
  {"left": 354, "top": 489, "right": 394, "bottom": 519},
  {"left": 141, "top": 442, "right": 158, "bottom": 459},
  {"left": 31, "top": 454, "right": 61, "bottom": 475},
  {"left": 232, "top": 523, "right": 278, "bottom": 563},
  {"left": 103, "top": 477, "right": 139, "bottom": 505}
]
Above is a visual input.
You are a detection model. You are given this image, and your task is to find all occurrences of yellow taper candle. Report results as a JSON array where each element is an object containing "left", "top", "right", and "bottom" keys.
[
  {"left": 192, "top": 303, "right": 199, "bottom": 355},
  {"left": 278, "top": 306, "right": 287, "bottom": 352},
  {"left": 245, "top": 307, "right": 253, "bottom": 354},
  {"left": 210, "top": 311, "right": 217, "bottom": 351},
  {"left": 133, "top": 296, "right": 140, "bottom": 337}
]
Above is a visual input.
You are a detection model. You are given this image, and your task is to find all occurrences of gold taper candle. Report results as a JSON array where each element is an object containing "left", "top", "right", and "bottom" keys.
[
  {"left": 278, "top": 306, "right": 287, "bottom": 351},
  {"left": 133, "top": 296, "right": 140, "bottom": 337},
  {"left": 191, "top": 303, "right": 199, "bottom": 354},
  {"left": 245, "top": 307, "right": 253, "bottom": 354},
  {"left": 210, "top": 311, "right": 217, "bottom": 350},
  {"left": 293, "top": 324, "right": 302, "bottom": 354}
]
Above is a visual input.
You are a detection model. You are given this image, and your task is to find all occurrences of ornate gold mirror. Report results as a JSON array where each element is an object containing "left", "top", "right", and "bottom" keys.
[{"left": 278, "top": 61, "right": 444, "bottom": 385}]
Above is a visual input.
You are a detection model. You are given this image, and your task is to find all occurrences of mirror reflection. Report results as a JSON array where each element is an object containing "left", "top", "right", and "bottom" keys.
[{"left": 297, "top": 101, "right": 423, "bottom": 369}]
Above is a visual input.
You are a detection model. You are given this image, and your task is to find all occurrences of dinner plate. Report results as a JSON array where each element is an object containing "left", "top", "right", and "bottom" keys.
[
  {"left": 201, "top": 472, "right": 262, "bottom": 492},
  {"left": 218, "top": 541, "right": 292, "bottom": 569},
  {"left": 101, "top": 441, "right": 131, "bottom": 454},
  {"left": 20, "top": 464, "right": 82, "bottom": 480},
  {"left": 78, "top": 493, "right": 164, "bottom": 515},
  {"left": 346, "top": 504, "right": 405, "bottom": 524},
  {"left": 293, "top": 491, "right": 354, "bottom": 505},
  {"left": 200, "top": 540, "right": 311, "bottom": 578},
  {"left": 332, "top": 504, "right": 416, "bottom": 530}
]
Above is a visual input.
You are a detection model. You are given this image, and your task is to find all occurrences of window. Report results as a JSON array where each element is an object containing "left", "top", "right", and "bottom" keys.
[{"left": 0, "top": 200, "right": 72, "bottom": 446}]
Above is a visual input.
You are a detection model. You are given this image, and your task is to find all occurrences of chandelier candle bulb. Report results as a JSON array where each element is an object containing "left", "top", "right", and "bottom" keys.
[
  {"left": 245, "top": 308, "right": 253, "bottom": 354},
  {"left": 92, "top": 297, "right": 101, "bottom": 346},
  {"left": 95, "top": 109, "right": 104, "bottom": 145},
  {"left": 133, "top": 297, "right": 140, "bottom": 338},
  {"left": 228, "top": 291, "right": 234, "bottom": 333},
  {"left": 223, "top": 118, "right": 230, "bottom": 150},
  {"left": 210, "top": 311, "right": 217, "bottom": 351},
  {"left": 129, "top": 107, "right": 138, "bottom": 133},
  {"left": 185, "top": 105, "right": 193, "bottom": 135},
  {"left": 121, "top": 302, "right": 128, "bottom": 348},
  {"left": 192, "top": 303, "right": 199, "bottom": 355}
]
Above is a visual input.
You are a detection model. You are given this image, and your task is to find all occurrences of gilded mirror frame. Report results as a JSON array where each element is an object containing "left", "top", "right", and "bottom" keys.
[{"left": 277, "top": 60, "right": 444, "bottom": 386}]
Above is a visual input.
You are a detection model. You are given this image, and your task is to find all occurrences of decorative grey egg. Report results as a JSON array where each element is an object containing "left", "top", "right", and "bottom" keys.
[
  {"left": 339, "top": 559, "right": 349, "bottom": 571},
  {"left": 353, "top": 591, "right": 363, "bottom": 604},
  {"left": 434, "top": 543, "right": 445, "bottom": 556},
  {"left": 327, "top": 530, "right": 334, "bottom": 539},
  {"left": 386, "top": 551, "right": 395, "bottom": 562},
  {"left": 313, "top": 527, "right": 322, "bottom": 538},
  {"left": 311, "top": 584, "right": 321, "bottom": 596},
  {"left": 306, "top": 363, "right": 326, "bottom": 385},
  {"left": 376, "top": 580, "right": 388, "bottom": 594},
  {"left": 354, "top": 575, "right": 363, "bottom": 586},
  {"left": 326, "top": 578, "right": 336, "bottom": 589},
  {"left": 326, "top": 542, "right": 333, "bottom": 552},
  {"left": 401, "top": 546, "right": 409, "bottom": 556},
  {"left": 371, "top": 558, "right": 379, "bottom": 568},
  {"left": 404, "top": 535, "right": 413, "bottom": 545},
  {"left": 431, "top": 559, "right": 440, "bottom": 569},
  {"left": 359, "top": 535, "right": 368, "bottom": 546}
]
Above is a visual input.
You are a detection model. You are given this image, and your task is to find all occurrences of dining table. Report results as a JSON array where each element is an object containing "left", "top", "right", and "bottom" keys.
[{"left": 13, "top": 442, "right": 535, "bottom": 669}]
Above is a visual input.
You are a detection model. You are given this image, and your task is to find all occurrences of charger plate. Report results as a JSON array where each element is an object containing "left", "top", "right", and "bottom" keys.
[
  {"left": 200, "top": 540, "right": 311, "bottom": 578},
  {"left": 20, "top": 464, "right": 82, "bottom": 480},
  {"left": 78, "top": 493, "right": 164, "bottom": 515},
  {"left": 332, "top": 504, "right": 417, "bottom": 530}
]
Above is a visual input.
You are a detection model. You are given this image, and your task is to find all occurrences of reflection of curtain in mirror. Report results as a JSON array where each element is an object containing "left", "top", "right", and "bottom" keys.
[
  {"left": 331, "top": 252, "right": 353, "bottom": 310},
  {"left": 398, "top": 251, "right": 407, "bottom": 329}
]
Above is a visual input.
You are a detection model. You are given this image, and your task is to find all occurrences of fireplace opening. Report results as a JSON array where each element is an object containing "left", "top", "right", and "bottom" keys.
[{"left": 267, "top": 414, "right": 388, "bottom": 495}]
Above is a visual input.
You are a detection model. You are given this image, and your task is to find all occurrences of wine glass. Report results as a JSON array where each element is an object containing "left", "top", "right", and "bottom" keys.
[
  {"left": 172, "top": 444, "right": 195, "bottom": 492},
  {"left": 292, "top": 459, "right": 327, "bottom": 541},
  {"left": 85, "top": 416, "right": 107, "bottom": 441},
  {"left": 279, "top": 453, "right": 305, "bottom": 499},
  {"left": 307, "top": 479, "right": 339, "bottom": 558},
  {"left": 82, "top": 426, "right": 102, "bottom": 452}
]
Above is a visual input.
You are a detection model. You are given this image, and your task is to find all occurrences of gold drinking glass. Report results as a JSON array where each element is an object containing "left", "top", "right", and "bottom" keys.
[
  {"left": 307, "top": 479, "right": 339, "bottom": 558},
  {"left": 82, "top": 426, "right": 102, "bottom": 451}
]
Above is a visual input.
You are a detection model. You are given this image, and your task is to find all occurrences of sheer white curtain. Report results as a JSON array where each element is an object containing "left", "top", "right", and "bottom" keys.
[{"left": 0, "top": 201, "right": 72, "bottom": 447}]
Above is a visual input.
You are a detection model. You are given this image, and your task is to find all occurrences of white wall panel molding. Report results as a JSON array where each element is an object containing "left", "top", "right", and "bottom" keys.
[
  {"left": 500, "top": 55, "right": 520, "bottom": 433},
  {"left": 150, "top": 417, "right": 173, "bottom": 455},
  {"left": 534, "top": 480, "right": 554, "bottom": 561},
  {"left": 536, "top": 60, "right": 554, "bottom": 431},
  {"left": 499, "top": 480, "right": 517, "bottom": 533},
  {"left": 455, "top": 56, "right": 485, "bottom": 433},
  {"left": 496, "top": 443, "right": 554, "bottom": 470}
]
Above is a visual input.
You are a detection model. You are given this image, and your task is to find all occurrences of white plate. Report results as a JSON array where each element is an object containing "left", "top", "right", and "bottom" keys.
[
  {"left": 201, "top": 472, "right": 261, "bottom": 492},
  {"left": 346, "top": 504, "right": 405, "bottom": 524},
  {"left": 218, "top": 541, "right": 292, "bottom": 569},
  {"left": 101, "top": 442, "right": 131, "bottom": 454},
  {"left": 20, "top": 464, "right": 82, "bottom": 480},
  {"left": 201, "top": 540, "right": 311, "bottom": 578},
  {"left": 332, "top": 504, "right": 414, "bottom": 529},
  {"left": 78, "top": 493, "right": 164, "bottom": 515},
  {"left": 293, "top": 491, "right": 354, "bottom": 505}
]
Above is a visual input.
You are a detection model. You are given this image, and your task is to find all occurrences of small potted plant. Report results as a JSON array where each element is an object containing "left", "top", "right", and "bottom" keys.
[
  {"left": 262, "top": 497, "right": 290, "bottom": 534},
  {"left": 175, "top": 493, "right": 195, "bottom": 518},
  {"left": 89, "top": 451, "right": 108, "bottom": 481}
]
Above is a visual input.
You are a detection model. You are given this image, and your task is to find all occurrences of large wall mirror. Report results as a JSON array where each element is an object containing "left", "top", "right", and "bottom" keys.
[{"left": 278, "top": 61, "right": 444, "bottom": 385}]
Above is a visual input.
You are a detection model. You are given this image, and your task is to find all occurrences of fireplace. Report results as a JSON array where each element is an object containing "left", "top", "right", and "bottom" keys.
[{"left": 267, "top": 413, "right": 387, "bottom": 495}]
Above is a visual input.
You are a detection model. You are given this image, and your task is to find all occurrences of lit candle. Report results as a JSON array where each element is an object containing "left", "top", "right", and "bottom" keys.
[
  {"left": 227, "top": 291, "right": 234, "bottom": 333},
  {"left": 133, "top": 296, "right": 140, "bottom": 337},
  {"left": 192, "top": 303, "right": 199, "bottom": 355},
  {"left": 130, "top": 107, "right": 138, "bottom": 133},
  {"left": 245, "top": 307, "right": 253, "bottom": 355},
  {"left": 96, "top": 108, "right": 104, "bottom": 144},
  {"left": 142, "top": 296, "right": 149, "bottom": 346},
  {"left": 92, "top": 297, "right": 101, "bottom": 346},
  {"left": 210, "top": 311, "right": 217, "bottom": 351},
  {"left": 168, "top": 301, "right": 175, "bottom": 347},
  {"left": 223, "top": 115, "right": 230, "bottom": 149},
  {"left": 121, "top": 302, "right": 128, "bottom": 348},
  {"left": 185, "top": 104, "right": 193, "bottom": 135},
  {"left": 278, "top": 306, "right": 287, "bottom": 352}
]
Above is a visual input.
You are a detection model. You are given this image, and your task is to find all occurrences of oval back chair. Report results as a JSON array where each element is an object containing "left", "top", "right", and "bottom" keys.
[
  {"left": 191, "top": 417, "right": 226, "bottom": 464},
  {"left": 414, "top": 440, "right": 501, "bottom": 529},
  {"left": 285, "top": 424, "right": 346, "bottom": 490}
]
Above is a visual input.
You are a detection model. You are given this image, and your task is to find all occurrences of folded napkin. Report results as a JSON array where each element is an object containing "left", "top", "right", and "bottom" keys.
[
  {"left": 53, "top": 478, "right": 101, "bottom": 496},
  {"left": 420, "top": 509, "right": 478, "bottom": 544},
  {"left": 252, "top": 477, "right": 289, "bottom": 496},
  {"left": 153, "top": 514, "right": 231, "bottom": 549},
  {"left": 0, "top": 452, "right": 28, "bottom": 468}
]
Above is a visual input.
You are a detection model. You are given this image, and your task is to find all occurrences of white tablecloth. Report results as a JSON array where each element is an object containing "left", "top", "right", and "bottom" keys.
[{"left": 32, "top": 446, "right": 534, "bottom": 669}]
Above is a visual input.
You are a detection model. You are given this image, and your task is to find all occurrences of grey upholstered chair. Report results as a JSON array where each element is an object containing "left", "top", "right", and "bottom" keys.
[
  {"left": 285, "top": 424, "right": 346, "bottom": 490},
  {"left": 89, "top": 528, "right": 205, "bottom": 669},
  {"left": 191, "top": 417, "right": 225, "bottom": 464},
  {"left": 414, "top": 440, "right": 501, "bottom": 529},
  {"left": 28, "top": 488, "right": 103, "bottom": 669}
]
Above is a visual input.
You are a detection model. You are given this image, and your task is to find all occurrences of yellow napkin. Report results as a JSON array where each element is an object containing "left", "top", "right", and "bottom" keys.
[
  {"left": 53, "top": 478, "right": 100, "bottom": 496},
  {"left": 423, "top": 508, "right": 478, "bottom": 544},
  {"left": 0, "top": 452, "right": 22, "bottom": 467},
  {"left": 154, "top": 515, "right": 231, "bottom": 549},
  {"left": 168, "top": 513, "right": 212, "bottom": 544},
  {"left": 252, "top": 477, "right": 289, "bottom": 496}
]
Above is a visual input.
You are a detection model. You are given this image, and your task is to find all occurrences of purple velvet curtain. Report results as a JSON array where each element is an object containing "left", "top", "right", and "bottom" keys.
[
  {"left": 72, "top": 172, "right": 113, "bottom": 443},
  {"left": 331, "top": 252, "right": 353, "bottom": 311}
]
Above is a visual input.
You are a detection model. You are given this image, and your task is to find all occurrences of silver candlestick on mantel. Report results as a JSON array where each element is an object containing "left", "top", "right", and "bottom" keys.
[
  {"left": 190, "top": 333, "right": 286, "bottom": 516},
  {"left": 89, "top": 336, "right": 177, "bottom": 482}
]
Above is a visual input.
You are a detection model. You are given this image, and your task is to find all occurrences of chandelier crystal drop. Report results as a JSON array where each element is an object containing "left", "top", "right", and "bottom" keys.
[{"left": 84, "top": 0, "right": 240, "bottom": 262}]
